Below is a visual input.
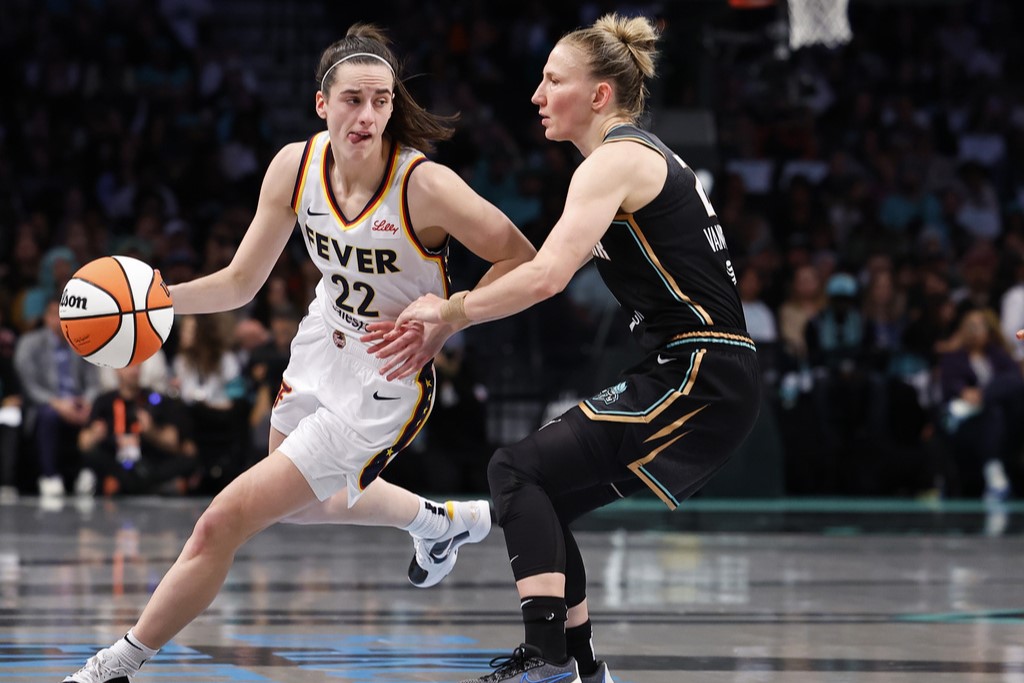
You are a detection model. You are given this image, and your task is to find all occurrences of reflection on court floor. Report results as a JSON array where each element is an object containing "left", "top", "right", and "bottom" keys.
[{"left": 1, "top": 496, "right": 1023, "bottom": 682}]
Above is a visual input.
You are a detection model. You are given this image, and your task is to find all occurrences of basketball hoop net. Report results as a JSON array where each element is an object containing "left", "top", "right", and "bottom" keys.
[{"left": 787, "top": 0, "right": 852, "bottom": 50}]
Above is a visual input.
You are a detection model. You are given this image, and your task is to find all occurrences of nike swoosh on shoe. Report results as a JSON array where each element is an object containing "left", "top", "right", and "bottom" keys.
[{"left": 428, "top": 531, "right": 469, "bottom": 561}]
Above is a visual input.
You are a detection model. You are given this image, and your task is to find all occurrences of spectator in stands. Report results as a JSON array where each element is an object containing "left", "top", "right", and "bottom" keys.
[
  {"left": 0, "top": 311, "right": 20, "bottom": 501},
  {"left": 13, "top": 299, "right": 100, "bottom": 496},
  {"left": 246, "top": 306, "right": 300, "bottom": 461},
  {"left": 953, "top": 242, "right": 999, "bottom": 310},
  {"left": 939, "top": 307, "right": 1023, "bottom": 499},
  {"left": 1000, "top": 252, "right": 1024, "bottom": 362},
  {"left": 78, "top": 364, "right": 195, "bottom": 496},
  {"left": 957, "top": 162, "right": 1003, "bottom": 242},
  {"left": 778, "top": 263, "right": 825, "bottom": 360},
  {"left": 18, "top": 246, "right": 78, "bottom": 335},
  {"left": 97, "top": 351, "right": 172, "bottom": 397},
  {"left": 738, "top": 264, "right": 779, "bottom": 378},
  {"left": 861, "top": 268, "right": 906, "bottom": 372},
  {"left": 172, "top": 312, "right": 246, "bottom": 490}
]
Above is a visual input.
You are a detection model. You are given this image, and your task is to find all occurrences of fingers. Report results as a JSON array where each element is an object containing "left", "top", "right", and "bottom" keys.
[
  {"left": 379, "top": 344, "right": 416, "bottom": 379},
  {"left": 362, "top": 321, "right": 422, "bottom": 348},
  {"left": 366, "top": 336, "right": 404, "bottom": 357},
  {"left": 361, "top": 321, "right": 395, "bottom": 344},
  {"left": 1017, "top": 329, "right": 1024, "bottom": 341},
  {"left": 364, "top": 322, "right": 393, "bottom": 332},
  {"left": 369, "top": 324, "right": 425, "bottom": 360},
  {"left": 382, "top": 352, "right": 429, "bottom": 381}
]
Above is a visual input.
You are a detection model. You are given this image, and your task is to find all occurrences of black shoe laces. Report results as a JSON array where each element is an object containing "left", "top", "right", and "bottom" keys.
[{"left": 481, "top": 645, "right": 544, "bottom": 681}]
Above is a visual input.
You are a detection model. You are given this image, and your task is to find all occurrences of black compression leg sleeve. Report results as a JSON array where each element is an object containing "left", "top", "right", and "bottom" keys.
[
  {"left": 563, "top": 526, "right": 586, "bottom": 608},
  {"left": 488, "top": 415, "right": 635, "bottom": 582},
  {"left": 488, "top": 443, "right": 566, "bottom": 580}
]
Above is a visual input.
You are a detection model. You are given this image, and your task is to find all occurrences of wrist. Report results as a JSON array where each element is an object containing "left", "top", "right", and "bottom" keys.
[{"left": 440, "top": 290, "right": 470, "bottom": 325}]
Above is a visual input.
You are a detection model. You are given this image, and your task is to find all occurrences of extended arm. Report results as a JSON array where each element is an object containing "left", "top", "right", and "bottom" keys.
[
  {"left": 396, "top": 143, "right": 641, "bottom": 328},
  {"left": 167, "top": 143, "right": 304, "bottom": 313},
  {"left": 365, "top": 162, "right": 538, "bottom": 378}
]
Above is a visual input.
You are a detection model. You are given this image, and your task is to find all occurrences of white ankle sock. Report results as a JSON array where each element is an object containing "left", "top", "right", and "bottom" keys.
[
  {"left": 402, "top": 498, "right": 451, "bottom": 539},
  {"left": 110, "top": 630, "right": 159, "bottom": 671}
]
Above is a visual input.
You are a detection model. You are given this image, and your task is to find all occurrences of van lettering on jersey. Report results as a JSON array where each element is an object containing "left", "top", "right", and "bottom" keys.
[
  {"left": 703, "top": 223, "right": 727, "bottom": 252},
  {"left": 305, "top": 226, "right": 400, "bottom": 274}
]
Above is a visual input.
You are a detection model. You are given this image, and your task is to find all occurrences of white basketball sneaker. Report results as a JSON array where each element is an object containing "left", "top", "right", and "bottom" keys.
[
  {"left": 407, "top": 499, "right": 492, "bottom": 588},
  {"left": 63, "top": 647, "right": 138, "bottom": 682}
]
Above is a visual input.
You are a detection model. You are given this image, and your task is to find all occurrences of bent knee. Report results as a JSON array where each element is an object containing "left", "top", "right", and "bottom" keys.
[
  {"left": 487, "top": 447, "right": 521, "bottom": 496},
  {"left": 488, "top": 446, "right": 536, "bottom": 524},
  {"left": 188, "top": 500, "right": 245, "bottom": 556}
]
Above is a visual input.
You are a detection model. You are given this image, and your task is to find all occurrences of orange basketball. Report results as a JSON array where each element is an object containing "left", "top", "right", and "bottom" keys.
[{"left": 59, "top": 255, "right": 175, "bottom": 368}]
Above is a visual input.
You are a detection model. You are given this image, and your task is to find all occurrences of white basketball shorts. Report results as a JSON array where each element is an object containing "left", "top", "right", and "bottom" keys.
[{"left": 270, "top": 303, "right": 435, "bottom": 505}]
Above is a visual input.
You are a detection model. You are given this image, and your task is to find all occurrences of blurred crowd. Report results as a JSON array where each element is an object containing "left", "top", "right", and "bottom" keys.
[{"left": 1, "top": 0, "right": 1023, "bottom": 502}]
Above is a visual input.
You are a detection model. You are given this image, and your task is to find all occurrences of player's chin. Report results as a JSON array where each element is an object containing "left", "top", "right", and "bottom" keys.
[{"left": 542, "top": 124, "right": 566, "bottom": 142}]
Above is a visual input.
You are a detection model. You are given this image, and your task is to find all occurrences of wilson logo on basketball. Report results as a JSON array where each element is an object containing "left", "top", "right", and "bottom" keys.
[
  {"left": 61, "top": 293, "right": 88, "bottom": 310},
  {"left": 371, "top": 219, "right": 398, "bottom": 234}
]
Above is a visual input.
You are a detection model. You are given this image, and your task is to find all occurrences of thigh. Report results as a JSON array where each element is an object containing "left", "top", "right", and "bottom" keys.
[
  {"left": 552, "top": 477, "right": 646, "bottom": 523},
  {"left": 499, "top": 416, "right": 634, "bottom": 498},
  {"left": 208, "top": 451, "right": 320, "bottom": 539}
]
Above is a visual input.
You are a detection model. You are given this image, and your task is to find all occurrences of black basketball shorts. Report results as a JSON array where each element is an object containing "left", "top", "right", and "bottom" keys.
[{"left": 564, "top": 336, "right": 761, "bottom": 509}]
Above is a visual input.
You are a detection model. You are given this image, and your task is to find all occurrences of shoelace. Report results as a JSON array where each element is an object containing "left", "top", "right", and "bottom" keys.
[
  {"left": 413, "top": 538, "right": 435, "bottom": 568},
  {"left": 480, "top": 645, "right": 543, "bottom": 681}
]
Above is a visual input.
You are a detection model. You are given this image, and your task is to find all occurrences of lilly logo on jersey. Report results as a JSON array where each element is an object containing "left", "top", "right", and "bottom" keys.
[{"left": 371, "top": 218, "right": 400, "bottom": 239}]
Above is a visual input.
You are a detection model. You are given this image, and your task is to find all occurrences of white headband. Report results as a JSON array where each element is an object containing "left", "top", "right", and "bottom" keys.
[{"left": 320, "top": 52, "right": 395, "bottom": 93}]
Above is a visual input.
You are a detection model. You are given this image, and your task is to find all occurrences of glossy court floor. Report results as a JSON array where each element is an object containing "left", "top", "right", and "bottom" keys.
[{"left": 1, "top": 495, "right": 1023, "bottom": 683}]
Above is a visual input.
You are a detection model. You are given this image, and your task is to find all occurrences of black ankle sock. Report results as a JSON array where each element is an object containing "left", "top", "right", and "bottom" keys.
[
  {"left": 521, "top": 596, "right": 567, "bottom": 663},
  {"left": 566, "top": 619, "right": 597, "bottom": 675}
]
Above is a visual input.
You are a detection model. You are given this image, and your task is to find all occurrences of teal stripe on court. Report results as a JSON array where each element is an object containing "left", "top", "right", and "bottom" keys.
[
  {"left": 591, "top": 497, "right": 1024, "bottom": 514},
  {"left": 897, "top": 610, "right": 1024, "bottom": 624}
]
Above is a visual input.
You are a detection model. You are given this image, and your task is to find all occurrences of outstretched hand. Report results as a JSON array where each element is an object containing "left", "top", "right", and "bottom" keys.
[
  {"left": 394, "top": 293, "right": 447, "bottom": 327},
  {"left": 361, "top": 316, "right": 454, "bottom": 381},
  {"left": 1018, "top": 330, "right": 1024, "bottom": 341}
]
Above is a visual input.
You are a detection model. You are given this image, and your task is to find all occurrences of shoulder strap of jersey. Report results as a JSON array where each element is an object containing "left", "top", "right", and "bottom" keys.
[
  {"left": 602, "top": 124, "right": 664, "bottom": 157},
  {"left": 290, "top": 132, "right": 325, "bottom": 213}
]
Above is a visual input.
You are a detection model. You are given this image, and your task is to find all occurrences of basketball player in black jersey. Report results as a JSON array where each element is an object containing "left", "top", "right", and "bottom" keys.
[{"left": 377, "top": 13, "right": 760, "bottom": 683}]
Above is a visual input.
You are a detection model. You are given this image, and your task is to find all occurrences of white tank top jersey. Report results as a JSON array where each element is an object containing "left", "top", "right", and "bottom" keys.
[{"left": 290, "top": 131, "right": 450, "bottom": 337}]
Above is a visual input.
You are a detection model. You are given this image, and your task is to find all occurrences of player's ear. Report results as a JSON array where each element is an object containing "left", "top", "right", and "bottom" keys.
[
  {"left": 315, "top": 90, "right": 328, "bottom": 120},
  {"left": 592, "top": 81, "right": 614, "bottom": 112}
]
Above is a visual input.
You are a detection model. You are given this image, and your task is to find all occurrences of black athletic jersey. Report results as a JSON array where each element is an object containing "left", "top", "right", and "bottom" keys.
[{"left": 592, "top": 125, "right": 748, "bottom": 353}]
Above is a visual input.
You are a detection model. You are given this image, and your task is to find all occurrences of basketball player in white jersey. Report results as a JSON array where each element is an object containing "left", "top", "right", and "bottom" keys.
[{"left": 62, "top": 24, "right": 536, "bottom": 683}]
